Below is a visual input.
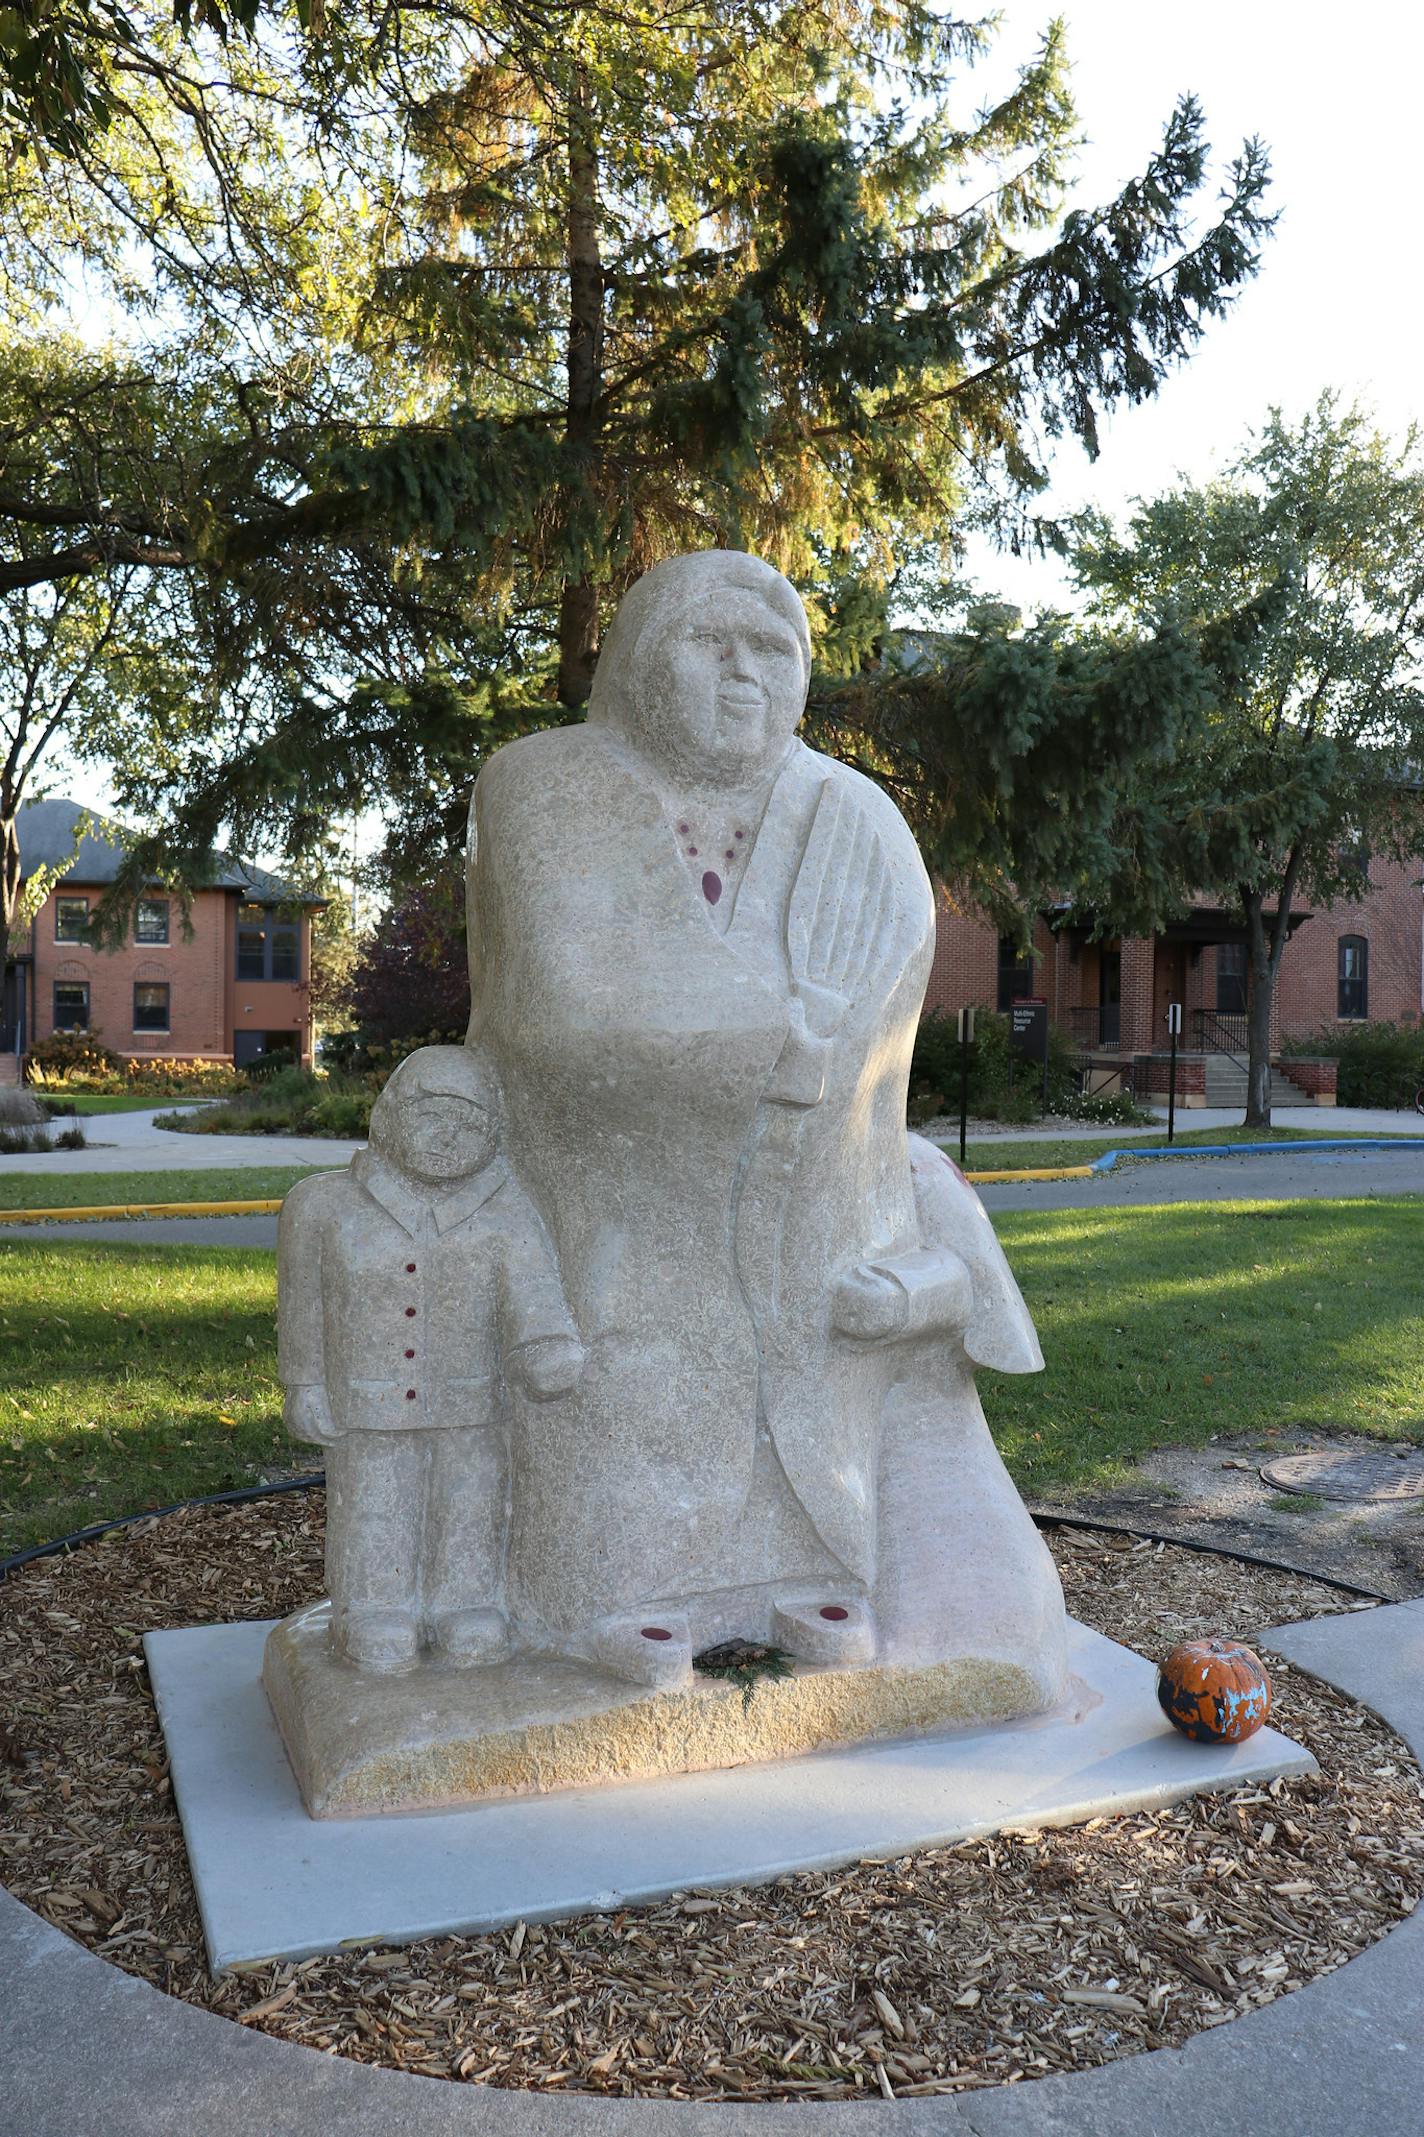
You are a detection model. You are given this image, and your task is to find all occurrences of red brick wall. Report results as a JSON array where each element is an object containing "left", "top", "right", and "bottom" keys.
[
  {"left": 924, "top": 889, "right": 1000, "bottom": 1014},
  {"left": 924, "top": 860, "right": 1423, "bottom": 1043},
  {"left": 1273, "top": 858, "right": 1423, "bottom": 1040},
  {"left": 1283, "top": 1057, "right": 1338, "bottom": 1099},
  {"left": 28, "top": 887, "right": 314, "bottom": 1063}
]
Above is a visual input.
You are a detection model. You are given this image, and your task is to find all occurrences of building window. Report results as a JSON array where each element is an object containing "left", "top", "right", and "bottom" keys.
[
  {"left": 1217, "top": 943, "right": 1248, "bottom": 1015},
  {"left": 236, "top": 901, "right": 300, "bottom": 982},
  {"left": 54, "top": 895, "right": 89, "bottom": 942},
  {"left": 136, "top": 897, "right": 170, "bottom": 945},
  {"left": 53, "top": 981, "right": 90, "bottom": 1030},
  {"left": 133, "top": 981, "right": 170, "bottom": 1032},
  {"left": 1338, "top": 936, "right": 1368, "bottom": 1020},
  {"left": 996, "top": 934, "right": 1035, "bottom": 1011},
  {"left": 1339, "top": 833, "right": 1371, "bottom": 882}
]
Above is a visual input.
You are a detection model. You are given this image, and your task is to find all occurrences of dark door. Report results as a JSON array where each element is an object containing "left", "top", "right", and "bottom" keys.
[
  {"left": 233, "top": 1030, "right": 265, "bottom": 1067},
  {"left": 1098, "top": 948, "right": 1121, "bottom": 1045},
  {"left": 1154, "top": 942, "right": 1188, "bottom": 1043},
  {"left": 1, "top": 961, "right": 21, "bottom": 1054}
]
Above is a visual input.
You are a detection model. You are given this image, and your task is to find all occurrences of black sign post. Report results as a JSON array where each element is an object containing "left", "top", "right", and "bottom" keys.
[
  {"left": 1009, "top": 997, "right": 1050, "bottom": 1113},
  {"left": 957, "top": 1005, "right": 976, "bottom": 1166},
  {"left": 1166, "top": 1001, "right": 1182, "bottom": 1144}
]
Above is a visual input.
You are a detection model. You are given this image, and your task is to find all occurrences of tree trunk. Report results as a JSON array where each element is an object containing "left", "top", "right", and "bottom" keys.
[
  {"left": 557, "top": 68, "right": 604, "bottom": 711},
  {"left": 1, "top": 808, "right": 18, "bottom": 945},
  {"left": 1242, "top": 889, "right": 1273, "bottom": 1130}
]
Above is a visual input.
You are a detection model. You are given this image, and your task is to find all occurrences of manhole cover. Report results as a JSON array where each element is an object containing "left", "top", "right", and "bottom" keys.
[{"left": 1260, "top": 1448, "right": 1424, "bottom": 1503}]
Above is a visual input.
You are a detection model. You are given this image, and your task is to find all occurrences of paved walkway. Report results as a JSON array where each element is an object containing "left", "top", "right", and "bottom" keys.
[
  {"left": 939, "top": 1105, "right": 1424, "bottom": 1142},
  {"left": 5, "top": 1597, "right": 1421, "bottom": 2133},
  {"left": 4, "top": 1103, "right": 1419, "bottom": 1181},
  {"left": 977, "top": 1142, "right": 1424, "bottom": 1212},
  {"left": 0, "top": 1105, "right": 361, "bottom": 1174}
]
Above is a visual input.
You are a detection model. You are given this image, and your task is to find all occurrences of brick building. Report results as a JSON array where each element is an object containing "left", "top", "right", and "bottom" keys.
[
  {"left": 924, "top": 854, "right": 1423, "bottom": 1106},
  {"left": 1, "top": 799, "right": 323, "bottom": 1081}
]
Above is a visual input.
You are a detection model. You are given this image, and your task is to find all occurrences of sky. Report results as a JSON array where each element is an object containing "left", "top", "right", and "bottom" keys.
[{"left": 959, "top": 0, "right": 1424, "bottom": 612}]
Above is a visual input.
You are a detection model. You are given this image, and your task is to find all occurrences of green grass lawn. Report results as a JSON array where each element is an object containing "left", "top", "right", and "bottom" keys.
[
  {"left": 956, "top": 1123, "right": 1409, "bottom": 1173},
  {"left": 983, "top": 1197, "right": 1424, "bottom": 1497},
  {"left": 0, "top": 1165, "right": 329, "bottom": 1212},
  {"left": 0, "top": 1243, "right": 286, "bottom": 1552},
  {"left": 2, "top": 1196, "right": 1421, "bottom": 1556},
  {"left": 34, "top": 1092, "right": 217, "bottom": 1116}
]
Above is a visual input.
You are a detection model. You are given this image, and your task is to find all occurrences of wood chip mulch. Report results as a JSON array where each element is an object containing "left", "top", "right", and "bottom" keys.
[{"left": 2, "top": 1494, "right": 1421, "bottom": 2101}]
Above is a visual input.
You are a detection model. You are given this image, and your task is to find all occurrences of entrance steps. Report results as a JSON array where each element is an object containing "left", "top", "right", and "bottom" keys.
[{"left": 1202, "top": 1064, "right": 1314, "bottom": 1108}]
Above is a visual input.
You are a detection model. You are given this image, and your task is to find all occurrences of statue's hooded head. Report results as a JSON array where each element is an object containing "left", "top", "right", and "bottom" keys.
[
  {"left": 368, "top": 1044, "right": 498, "bottom": 1187},
  {"left": 587, "top": 551, "right": 811, "bottom": 788}
]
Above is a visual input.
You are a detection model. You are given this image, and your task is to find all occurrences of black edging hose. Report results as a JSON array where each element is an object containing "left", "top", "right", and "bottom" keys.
[
  {"left": 1029, "top": 1505, "right": 1392, "bottom": 1604},
  {"left": 0, "top": 1472, "right": 325, "bottom": 1578},
  {"left": 0, "top": 1472, "right": 1394, "bottom": 1603}
]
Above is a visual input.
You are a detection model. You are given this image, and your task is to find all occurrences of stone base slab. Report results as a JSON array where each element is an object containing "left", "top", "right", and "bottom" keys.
[
  {"left": 146, "top": 1617, "right": 1313, "bottom": 1974},
  {"left": 262, "top": 1599, "right": 1061, "bottom": 1817}
]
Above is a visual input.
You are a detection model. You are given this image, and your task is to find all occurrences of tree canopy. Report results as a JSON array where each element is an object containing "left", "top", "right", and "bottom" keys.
[{"left": 1071, "top": 395, "right": 1424, "bottom": 1124}]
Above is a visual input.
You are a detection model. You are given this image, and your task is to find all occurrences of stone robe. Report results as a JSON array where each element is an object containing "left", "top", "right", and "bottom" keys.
[{"left": 468, "top": 722, "right": 1023, "bottom": 1640}]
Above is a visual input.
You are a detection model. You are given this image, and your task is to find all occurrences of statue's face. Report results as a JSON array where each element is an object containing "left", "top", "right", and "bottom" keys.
[
  {"left": 388, "top": 1094, "right": 495, "bottom": 1185},
  {"left": 638, "top": 589, "right": 806, "bottom": 785}
]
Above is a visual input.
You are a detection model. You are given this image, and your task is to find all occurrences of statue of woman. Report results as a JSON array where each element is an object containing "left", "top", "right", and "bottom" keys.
[{"left": 467, "top": 551, "right": 1066, "bottom": 1712}]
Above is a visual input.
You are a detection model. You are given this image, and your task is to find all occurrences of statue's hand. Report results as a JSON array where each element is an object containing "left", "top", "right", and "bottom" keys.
[
  {"left": 832, "top": 1265, "right": 908, "bottom": 1343},
  {"left": 285, "top": 1384, "right": 339, "bottom": 1445},
  {"left": 513, "top": 1334, "right": 586, "bottom": 1401}
]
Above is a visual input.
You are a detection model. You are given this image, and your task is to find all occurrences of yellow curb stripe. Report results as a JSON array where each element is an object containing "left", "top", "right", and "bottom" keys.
[
  {"left": 0, "top": 1199, "right": 283, "bottom": 1224},
  {"left": 964, "top": 1165, "right": 1096, "bottom": 1183}
]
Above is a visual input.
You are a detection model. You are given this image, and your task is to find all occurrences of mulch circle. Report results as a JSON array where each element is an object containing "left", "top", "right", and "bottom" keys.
[{"left": 2, "top": 1493, "right": 1422, "bottom": 2101}]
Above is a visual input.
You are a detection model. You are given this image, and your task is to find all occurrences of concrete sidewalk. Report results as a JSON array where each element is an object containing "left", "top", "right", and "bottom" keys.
[
  {"left": 0, "top": 1105, "right": 361, "bottom": 1174},
  {"left": 4, "top": 1103, "right": 1418, "bottom": 1178},
  {"left": 977, "top": 1141, "right": 1424, "bottom": 1212},
  {"left": 5, "top": 1598, "right": 1421, "bottom": 2134},
  {"left": 951, "top": 1104, "right": 1424, "bottom": 1142}
]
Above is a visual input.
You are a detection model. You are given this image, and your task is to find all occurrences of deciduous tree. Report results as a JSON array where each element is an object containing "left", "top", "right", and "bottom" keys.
[{"left": 1072, "top": 396, "right": 1424, "bottom": 1127}]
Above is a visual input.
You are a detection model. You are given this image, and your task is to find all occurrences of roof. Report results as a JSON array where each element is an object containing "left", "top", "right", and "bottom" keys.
[{"left": 15, "top": 798, "right": 320, "bottom": 904}]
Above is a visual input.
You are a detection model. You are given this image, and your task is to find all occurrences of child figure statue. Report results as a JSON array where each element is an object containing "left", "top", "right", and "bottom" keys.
[{"left": 277, "top": 1045, "right": 584, "bottom": 1673}]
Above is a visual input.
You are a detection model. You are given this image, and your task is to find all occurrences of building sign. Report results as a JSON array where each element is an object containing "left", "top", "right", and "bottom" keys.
[{"left": 1009, "top": 998, "right": 1049, "bottom": 1063}]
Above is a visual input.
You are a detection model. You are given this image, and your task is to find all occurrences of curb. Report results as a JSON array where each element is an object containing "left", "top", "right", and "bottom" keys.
[
  {"left": 965, "top": 1164, "right": 1095, "bottom": 1183},
  {"left": 1089, "top": 1136, "right": 1424, "bottom": 1174},
  {"left": 0, "top": 1197, "right": 283, "bottom": 1224}
]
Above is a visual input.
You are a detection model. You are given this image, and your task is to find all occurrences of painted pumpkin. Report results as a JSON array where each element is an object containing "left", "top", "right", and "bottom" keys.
[{"left": 1156, "top": 1638, "right": 1272, "bottom": 1744}]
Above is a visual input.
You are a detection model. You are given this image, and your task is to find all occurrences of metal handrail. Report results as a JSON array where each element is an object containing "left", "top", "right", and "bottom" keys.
[
  {"left": 1066, "top": 1005, "right": 1122, "bottom": 1048},
  {"left": 1190, "top": 1009, "right": 1250, "bottom": 1070}
]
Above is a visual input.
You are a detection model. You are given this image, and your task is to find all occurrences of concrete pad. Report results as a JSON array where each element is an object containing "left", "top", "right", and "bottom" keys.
[{"left": 146, "top": 1616, "right": 1313, "bottom": 1975}]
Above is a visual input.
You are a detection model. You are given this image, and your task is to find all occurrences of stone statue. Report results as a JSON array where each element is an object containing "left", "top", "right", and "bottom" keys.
[
  {"left": 265, "top": 551, "right": 1068, "bottom": 1816},
  {"left": 276, "top": 1046, "right": 583, "bottom": 1672}
]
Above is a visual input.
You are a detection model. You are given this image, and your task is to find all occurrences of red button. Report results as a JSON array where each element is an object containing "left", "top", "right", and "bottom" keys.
[
  {"left": 405, "top": 1262, "right": 416, "bottom": 1273},
  {"left": 405, "top": 1306, "right": 416, "bottom": 1318},
  {"left": 404, "top": 1348, "right": 414, "bottom": 1360},
  {"left": 405, "top": 1389, "right": 416, "bottom": 1400}
]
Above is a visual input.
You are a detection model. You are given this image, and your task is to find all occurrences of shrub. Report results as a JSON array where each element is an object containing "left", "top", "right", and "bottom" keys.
[
  {"left": 1281, "top": 1020, "right": 1424, "bottom": 1107},
  {"left": 27, "top": 1030, "right": 123, "bottom": 1082},
  {"left": 27, "top": 1036, "right": 247, "bottom": 1097},
  {"left": 155, "top": 1066, "right": 372, "bottom": 1138},
  {"left": 1059, "top": 1088, "right": 1149, "bottom": 1126},
  {"left": 0, "top": 1123, "right": 51, "bottom": 1153},
  {"left": 245, "top": 1047, "right": 299, "bottom": 1083},
  {"left": 909, "top": 1007, "right": 1086, "bottom": 1124}
]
